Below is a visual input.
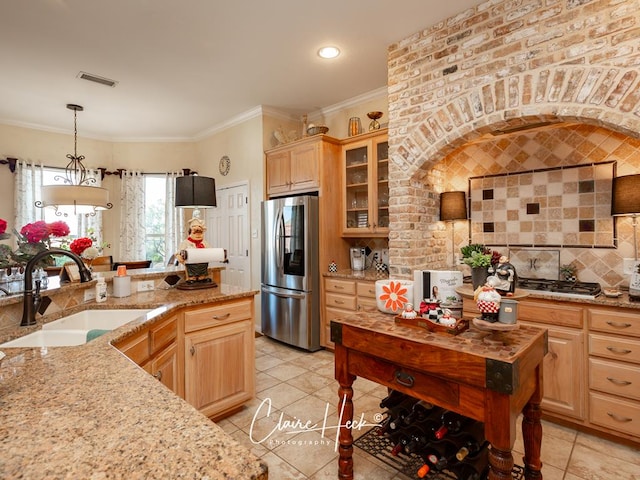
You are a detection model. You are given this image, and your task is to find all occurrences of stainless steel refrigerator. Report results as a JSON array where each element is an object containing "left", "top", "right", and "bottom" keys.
[{"left": 261, "top": 195, "right": 320, "bottom": 351}]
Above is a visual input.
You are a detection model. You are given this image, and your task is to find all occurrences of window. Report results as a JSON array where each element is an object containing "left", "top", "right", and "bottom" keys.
[{"left": 144, "top": 175, "right": 168, "bottom": 265}]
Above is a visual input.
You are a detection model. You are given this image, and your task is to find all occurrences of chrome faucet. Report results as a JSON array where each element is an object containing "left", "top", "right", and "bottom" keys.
[{"left": 21, "top": 248, "right": 92, "bottom": 326}]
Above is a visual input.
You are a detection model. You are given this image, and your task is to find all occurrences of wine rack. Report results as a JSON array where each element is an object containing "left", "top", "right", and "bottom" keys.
[{"left": 353, "top": 391, "right": 525, "bottom": 480}]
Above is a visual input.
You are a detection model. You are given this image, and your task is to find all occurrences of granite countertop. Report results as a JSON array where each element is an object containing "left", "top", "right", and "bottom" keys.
[
  {"left": 323, "top": 268, "right": 389, "bottom": 281},
  {"left": 0, "top": 285, "right": 267, "bottom": 480}
]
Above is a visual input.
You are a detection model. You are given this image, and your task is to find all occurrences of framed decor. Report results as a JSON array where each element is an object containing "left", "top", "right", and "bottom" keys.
[
  {"left": 60, "top": 262, "right": 81, "bottom": 283},
  {"left": 468, "top": 161, "right": 616, "bottom": 248}
]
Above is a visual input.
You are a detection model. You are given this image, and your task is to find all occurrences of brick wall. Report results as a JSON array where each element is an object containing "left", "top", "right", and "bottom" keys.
[{"left": 387, "top": 0, "right": 640, "bottom": 285}]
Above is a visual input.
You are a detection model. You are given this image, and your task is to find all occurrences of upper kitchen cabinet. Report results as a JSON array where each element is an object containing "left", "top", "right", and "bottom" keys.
[
  {"left": 342, "top": 129, "right": 389, "bottom": 237},
  {"left": 265, "top": 134, "right": 341, "bottom": 198}
]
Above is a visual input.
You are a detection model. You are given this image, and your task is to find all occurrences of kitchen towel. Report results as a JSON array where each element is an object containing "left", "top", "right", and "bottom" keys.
[{"left": 86, "top": 329, "right": 110, "bottom": 342}]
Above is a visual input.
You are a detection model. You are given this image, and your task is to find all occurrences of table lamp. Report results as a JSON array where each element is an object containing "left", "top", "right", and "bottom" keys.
[
  {"left": 440, "top": 191, "right": 468, "bottom": 269},
  {"left": 612, "top": 174, "right": 640, "bottom": 300}
]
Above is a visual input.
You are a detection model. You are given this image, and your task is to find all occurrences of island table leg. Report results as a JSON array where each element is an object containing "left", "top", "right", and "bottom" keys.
[
  {"left": 335, "top": 344, "right": 356, "bottom": 480},
  {"left": 522, "top": 365, "right": 544, "bottom": 479}
]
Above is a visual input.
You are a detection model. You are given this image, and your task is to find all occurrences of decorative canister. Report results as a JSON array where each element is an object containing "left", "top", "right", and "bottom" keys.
[
  {"left": 348, "top": 117, "right": 361, "bottom": 137},
  {"left": 375, "top": 261, "right": 388, "bottom": 274},
  {"left": 375, "top": 279, "right": 414, "bottom": 314},
  {"left": 328, "top": 260, "right": 338, "bottom": 273},
  {"left": 498, "top": 299, "right": 519, "bottom": 324}
]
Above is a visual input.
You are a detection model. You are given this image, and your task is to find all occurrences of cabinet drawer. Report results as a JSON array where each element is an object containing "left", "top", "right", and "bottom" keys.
[
  {"left": 325, "top": 292, "right": 357, "bottom": 311},
  {"left": 358, "top": 297, "right": 379, "bottom": 312},
  {"left": 589, "top": 334, "right": 640, "bottom": 364},
  {"left": 149, "top": 315, "right": 177, "bottom": 354},
  {"left": 518, "top": 300, "right": 583, "bottom": 328},
  {"left": 184, "top": 299, "right": 252, "bottom": 333},
  {"left": 589, "top": 358, "right": 640, "bottom": 401},
  {"left": 589, "top": 392, "right": 640, "bottom": 438},
  {"left": 588, "top": 308, "right": 640, "bottom": 337},
  {"left": 356, "top": 281, "right": 376, "bottom": 298},
  {"left": 325, "top": 278, "right": 356, "bottom": 295},
  {"left": 116, "top": 330, "right": 149, "bottom": 366}
]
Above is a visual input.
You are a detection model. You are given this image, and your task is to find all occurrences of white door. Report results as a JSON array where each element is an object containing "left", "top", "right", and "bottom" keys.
[{"left": 206, "top": 183, "right": 250, "bottom": 289}]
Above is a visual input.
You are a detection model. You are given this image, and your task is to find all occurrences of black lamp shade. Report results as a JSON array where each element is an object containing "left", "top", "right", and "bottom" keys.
[
  {"left": 175, "top": 176, "right": 217, "bottom": 208},
  {"left": 612, "top": 174, "right": 640, "bottom": 216},
  {"left": 440, "top": 191, "right": 467, "bottom": 221}
]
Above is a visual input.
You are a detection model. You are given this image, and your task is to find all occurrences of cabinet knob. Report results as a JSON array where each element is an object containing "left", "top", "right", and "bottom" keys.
[
  {"left": 190, "top": 345, "right": 196, "bottom": 356},
  {"left": 153, "top": 371, "right": 163, "bottom": 381}
]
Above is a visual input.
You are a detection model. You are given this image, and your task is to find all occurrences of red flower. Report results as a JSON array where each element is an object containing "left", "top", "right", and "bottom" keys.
[
  {"left": 70, "top": 237, "right": 93, "bottom": 255},
  {"left": 379, "top": 281, "right": 409, "bottom": 313},
  {"left": 0, "top": 218, "right": 6, "bottom": 235},
  {"left": 20, "top": 221, "right": 50, "bottom": 243},
  {"left": 48, "top": 221, "right": 70, "bottom": 237}
]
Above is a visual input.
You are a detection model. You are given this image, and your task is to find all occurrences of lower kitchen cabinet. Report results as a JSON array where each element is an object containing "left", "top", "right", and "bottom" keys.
[
  {"left": 114, "top": 313, "right": 183, "bottom": 397},
  {"left": 183, "top": 297, "right": 255, "bottom": 420},
  {"left": 322, "top": 277, "right": 377, "bottom": 349},
  {"left": 462, "top": 293, "right": 640, "bottom": 443},
  {"left": 114, "top": 295, "right": 256, "bottom": 420}
]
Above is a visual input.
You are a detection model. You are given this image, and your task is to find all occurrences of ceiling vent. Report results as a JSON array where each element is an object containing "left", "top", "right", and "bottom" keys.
[{"left": 77, "top": 71, "right": 118, "bottom": 88}]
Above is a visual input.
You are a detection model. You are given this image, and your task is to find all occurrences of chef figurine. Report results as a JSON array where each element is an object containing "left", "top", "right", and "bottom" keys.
[
  {"left": 475, "top": 276, "right": 502, "bottom": 323},
  {"left": 487, "top": 254, "right": 517, "bottom": 295},
  {"left": 176, "top": 218, "right": 211, "bottom": 284},
  {"left": 439, "top": 308, "right": 457, "bottom": 327},
  {"left": 402, "top": 303, "right": 418, "bottom": 319}
]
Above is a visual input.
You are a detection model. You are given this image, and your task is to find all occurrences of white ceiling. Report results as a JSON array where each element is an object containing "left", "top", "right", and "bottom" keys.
[{"left": 0, "top": 0, "right": 480, "bottom": 142}]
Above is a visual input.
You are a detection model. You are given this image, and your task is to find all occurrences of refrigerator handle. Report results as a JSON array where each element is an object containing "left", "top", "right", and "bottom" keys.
[
  {"left": 275, "top": 207, "right": 284, "bottom": 271},
  {"left": 261, "top": 285, "right": 306, "bottom": 300}
]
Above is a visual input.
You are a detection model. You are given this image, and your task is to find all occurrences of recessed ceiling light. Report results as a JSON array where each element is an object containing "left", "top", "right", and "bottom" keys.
[{"left": 318, "top": 46, "right": 340, "bottom": 59}]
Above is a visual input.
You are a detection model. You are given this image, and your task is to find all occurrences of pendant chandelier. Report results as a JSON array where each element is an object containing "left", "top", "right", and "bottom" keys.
[{"left": 36, "top": 104, "right": 112, "bottom": 217}]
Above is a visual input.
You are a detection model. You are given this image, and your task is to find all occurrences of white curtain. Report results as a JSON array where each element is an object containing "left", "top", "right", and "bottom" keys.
[
  {"left": 164, "top": 171, "right": 184, "bottom": 264},
  {"left": 14, "top": 160, "right": 44, "bottom": 230},
  {"left": 76, "top": 168, "right": 103, "bottom": 243},
  {"left": 119, "top": 170, "right": 146, "bottom": 261}
]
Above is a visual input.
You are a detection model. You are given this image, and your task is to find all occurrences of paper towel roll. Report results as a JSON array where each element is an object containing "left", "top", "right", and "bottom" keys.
[{"left": 181, "top": 248, "right": 226, "bottom": 264}]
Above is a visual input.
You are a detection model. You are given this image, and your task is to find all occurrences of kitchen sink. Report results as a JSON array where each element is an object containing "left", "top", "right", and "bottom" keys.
[
  {"left": 0, "top": 309, "right": 151, "bottom": 348},
  {"left": 0, "top": 329, "right": 89, "bottom": 348},
  {"left": 41, "top": 309, "right": 151, "bottom": 331}
]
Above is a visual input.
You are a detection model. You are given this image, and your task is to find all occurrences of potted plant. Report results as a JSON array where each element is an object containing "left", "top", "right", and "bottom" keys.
[{"left": 461, "top": 244, "right": 493, "bottom": 289}]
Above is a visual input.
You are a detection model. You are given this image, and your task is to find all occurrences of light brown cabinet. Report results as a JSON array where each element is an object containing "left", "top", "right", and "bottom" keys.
[
  {"left": 183, "top": 297, "right": 255, "bottom": 420},
  {"left": 265, "top": 135, "right": 341, "bottom": 198},
  {"left": 114, "top": 295, "right": 256, "bottom": 421},
  {"left": 587, "top": 307, "right": 640, "bottom": 440},
  {"left": 322, "top": 277, "right": 377, "bottom": 348},
  {"left": 114, "top": 313, "right": 183, "bottom": 397},
  {"left": 341, "top": 129, "right": 389, "bottom": 237},
  {"left": 462, "top": 293, "right": 640, "bottom": 443}
]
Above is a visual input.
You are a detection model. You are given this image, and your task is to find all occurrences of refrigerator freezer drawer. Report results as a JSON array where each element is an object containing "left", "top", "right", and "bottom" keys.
[{"left": 261, "top": 285, "right": 320, "bottom": 352}]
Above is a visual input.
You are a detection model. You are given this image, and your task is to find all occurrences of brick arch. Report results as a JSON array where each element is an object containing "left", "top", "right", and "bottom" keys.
[{"left": 391, "top": 66, "right": 640, "bottom": 180}]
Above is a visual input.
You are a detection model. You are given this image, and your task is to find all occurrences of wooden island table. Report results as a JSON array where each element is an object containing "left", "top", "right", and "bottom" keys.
[{"left": 331, "top": 311, "right": 548, "bottom": 480}]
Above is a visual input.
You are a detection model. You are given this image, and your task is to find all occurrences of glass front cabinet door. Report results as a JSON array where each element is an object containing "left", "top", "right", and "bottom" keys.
[{"left": 342, "top": 129, "right": 389, "bottom": 237}]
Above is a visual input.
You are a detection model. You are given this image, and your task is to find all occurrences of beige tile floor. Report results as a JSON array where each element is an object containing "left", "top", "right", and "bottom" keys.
[{"left": 217, "top": 336, "right": 640, "bottom": 480}]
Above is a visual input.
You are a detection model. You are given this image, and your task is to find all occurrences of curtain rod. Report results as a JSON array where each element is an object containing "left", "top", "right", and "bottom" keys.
[{"left": 1, "top": 158, "right": 196, "bottom": 179}]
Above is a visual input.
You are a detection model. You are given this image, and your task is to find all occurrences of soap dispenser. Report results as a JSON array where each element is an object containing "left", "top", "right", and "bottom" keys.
[{"left": 95, "top": 275, "right": 107, "bottom": 303}]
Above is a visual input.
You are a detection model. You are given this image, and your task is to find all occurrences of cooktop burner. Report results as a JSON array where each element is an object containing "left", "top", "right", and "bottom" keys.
[{"left": 517, "top": 277, "right": 602, "bottom": 299}]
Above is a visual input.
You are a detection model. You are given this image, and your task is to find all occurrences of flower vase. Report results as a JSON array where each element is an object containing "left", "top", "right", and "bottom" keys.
[{"left": 471, "top": 267, "right": 489, "bottom": 290}]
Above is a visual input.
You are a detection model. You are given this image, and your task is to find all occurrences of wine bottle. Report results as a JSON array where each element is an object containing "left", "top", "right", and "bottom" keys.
[
  {"left": 403, "top": 399, "right": 435, "bottom": 424},
  {"left": 454, "top": 422, "right": 487, "bottom": 461},
  {"left": 416, "top": 462, "right": 431, "bottom": 478},
  {"left": 379, "top": 389, "right": 409, "bottom": 409},
  {"left": 434, "top": 410, "right": 471, "bottom": 439},
  {"left": 421, "top": 440, "right": 458, "bottom": 471},
  {"left": 449, "top": 442, "right": 489, "bottom": 480}
]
